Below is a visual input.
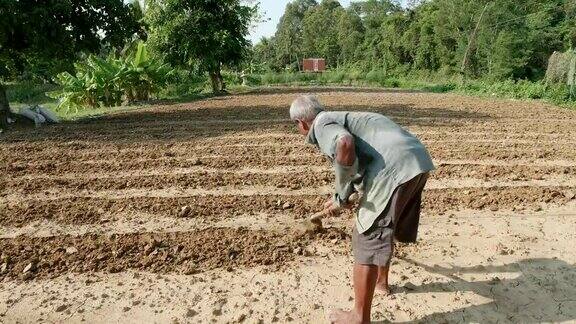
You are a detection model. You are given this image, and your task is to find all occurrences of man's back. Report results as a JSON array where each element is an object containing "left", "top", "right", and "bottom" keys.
[{"left": 311, "top": 111, "right": 434, "bottom": 178}]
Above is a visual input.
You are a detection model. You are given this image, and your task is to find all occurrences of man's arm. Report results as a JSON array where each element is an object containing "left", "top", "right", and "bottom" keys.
[
  {"left": 332, "top": 134, "right": 360, "bottom": 208},
  {"left": 335, "top": 134, "right": 356, "bottom": 166},
  {"left": 314, "top": 116, "right": 360, "bottom": 210}
]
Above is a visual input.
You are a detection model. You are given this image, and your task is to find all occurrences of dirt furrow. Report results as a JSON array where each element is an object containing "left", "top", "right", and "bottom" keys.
[
  {"left": 4, "top": 140, "right": 576, "bottom": 166},
  {"left": 434, "top": 163, "right": 576, "bottom": 180},
  {"left": 5, "top": 168, "right": 576, "bottom": 198},
  {"left": 0, "top": 227, "right": 349, "bottom": 281},
  {"left": 2, "top": 187, "right": 574, "bottom": 228},
  {"left": 10, "top": 166, "right": 332, "bottom": 181},
  {"left": 8, "top": 163, "right": 576, "bottom": 187},
  {"left": 4, "top": 146, "right": 575, "bottom": 175},
  {"left": 3, "top": 131, "right": 573, "bottom": 153},
  {"left": 4, "top": 155, "right": 330, "bottom": 177},
  {"left": 424, "top": 186, "right": 576, "bottom": 214},
  {"left": 3, "top": 171, "right": 334, "bottom": 195},
  {"left": 0, "top": 194, "right": 325, "bottom": 227},
  {"left": 2, "top": 120, "right": 576, "bottom": 144}
]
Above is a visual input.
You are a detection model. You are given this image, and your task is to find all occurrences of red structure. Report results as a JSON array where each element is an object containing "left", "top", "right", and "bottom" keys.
[{"left": 302, "top": 58, "right": 326, "bottom": 72}]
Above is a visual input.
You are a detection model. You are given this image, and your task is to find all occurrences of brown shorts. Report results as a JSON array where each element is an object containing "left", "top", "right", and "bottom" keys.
[{"left": 352, "top": 173, "right": 429, "bottom": 266}]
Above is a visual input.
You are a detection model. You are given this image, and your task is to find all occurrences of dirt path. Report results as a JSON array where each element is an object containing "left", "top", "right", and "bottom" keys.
[{"left": 1, "top": 87, "right": 575, "bottom": 323}]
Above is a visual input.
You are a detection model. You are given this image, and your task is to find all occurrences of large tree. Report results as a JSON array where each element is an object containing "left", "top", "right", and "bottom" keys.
[
  {"left": 145, "top": 0, "right": 255, "bottom": 93},
  {"left": 301, "top": 0, "right": 345, "bottom": 67},
  {"left": 274, "top": 0, "right": 318, "bottom": 71},
  {"left": 0, "top": 0, "right": 142, "bottom": 130}
]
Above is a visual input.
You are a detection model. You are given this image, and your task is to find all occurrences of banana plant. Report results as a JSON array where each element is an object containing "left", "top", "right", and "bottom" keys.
[{"left": 49, "top": 41, "right": 174, "bottom": 112}]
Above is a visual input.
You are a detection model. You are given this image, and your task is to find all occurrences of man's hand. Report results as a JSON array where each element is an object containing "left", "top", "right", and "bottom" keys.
[
  {"left": 323, "top": 198, "right": 353, "bottom": 217},
  {"left": 322, "top": 199, "right": 340, "bottom": 216}
]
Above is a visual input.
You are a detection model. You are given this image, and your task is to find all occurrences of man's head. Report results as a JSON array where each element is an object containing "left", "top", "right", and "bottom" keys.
[{"left": 290, "top": 95, "right": 324, "bottom": 135}]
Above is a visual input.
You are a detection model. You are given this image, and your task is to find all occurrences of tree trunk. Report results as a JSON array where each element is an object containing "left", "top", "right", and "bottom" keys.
[
  {"left": 217, "top": 69, "right": 225, "bottom": 92},
  {"left": 461, "top": 3, "right": 490, "bottom": 83},
  {"left": 209, "top": 71, "right": 221, "bottom": 94},
  {"left": 0, "top": 83, "right": 11, "bottom": 131},
  {"left": 209, "top": 66, "right": 224, "bottom": 94}
]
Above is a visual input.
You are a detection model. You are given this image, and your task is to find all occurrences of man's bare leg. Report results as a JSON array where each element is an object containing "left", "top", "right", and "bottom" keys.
[
  {"left": 329, "top": 264, "right": 378, "bottom": 324},
  {"left": 375, "top": 265, "right": 391, "bottom": 295}
]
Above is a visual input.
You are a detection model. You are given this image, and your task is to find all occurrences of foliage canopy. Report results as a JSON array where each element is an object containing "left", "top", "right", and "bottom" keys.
[{"left": 145, "top": 0, "right": 256, "bottom": 93}]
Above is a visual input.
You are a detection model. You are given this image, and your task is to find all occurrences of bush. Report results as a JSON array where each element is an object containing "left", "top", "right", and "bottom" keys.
[
  {"left": 160, "top": 70, "right": 205, "bottom": 99},
  {"left": 222, "top": 71, "right": 242, "bottom": 87},
  {"left": 48, "top": 42, "right": 173, "bottom": 112},
  {"left": 326, "top": 71, "right": 346, "bottom": 84},
  {"left": 245, "top": 74, "right": 262, "bottom": 86},
  {"left": 346, "top": 69, "right": 365, "bottom": 83},
  {"left": 6, "top": 82, "right": 59, "bottom": 104},
  {"left": 294, "top": 73, "right": 317, "bottom": 83},
  {"left": 366, "top": 69, "right": 387, "bottom": 86},
  {"left": 424, "top": 83, "right": 457, "bottom": 93},
  {"left": 261, "top": 72, "right": 279, "bottom": 85}
]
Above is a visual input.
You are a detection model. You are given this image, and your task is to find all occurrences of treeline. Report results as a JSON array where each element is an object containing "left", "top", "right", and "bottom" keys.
[{"left": 252, "top": 0, "right": 576, "bottom": 80}]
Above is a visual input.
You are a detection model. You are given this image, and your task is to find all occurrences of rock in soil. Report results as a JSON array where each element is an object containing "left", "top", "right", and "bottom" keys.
[
  {"left": 23, "top": 261, "right": 37, "bottom": 273},
  {"left": 179, "top": 206, "right": 192, "bottom": 218}
]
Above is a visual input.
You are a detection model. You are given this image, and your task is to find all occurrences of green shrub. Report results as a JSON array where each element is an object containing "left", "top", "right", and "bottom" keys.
[
  {"left": 326, "top": 71, "right": 346, "bottom": 84},
  {"left": 424, "top": 83, "right": 456, "bottom": 93},
  {"left": 294, "top": 73, "right": 317, "bottom": 83},
  {"left": 48, "top": 42, "right": 174, "bottom": 112},
  {"left": 366, "top": 69, "right": 387, "bottom": 86},
  {"left": 245, "top": 74, "right": 262, "bottom": 86},
  {"left": 261, "top": 72, "right": 277, "bottom": 85},
  {"left": 6, "top": 82, "right": 59, "bottom": 104},
  {"left": 346, "top": 69, "right": 365, "bottom": 83},
  {"left": 160, "top": 71, "right": 205, "bottom": 98},
  {"left": 222, "top": 71, "right": 242, "bottom": 86}
]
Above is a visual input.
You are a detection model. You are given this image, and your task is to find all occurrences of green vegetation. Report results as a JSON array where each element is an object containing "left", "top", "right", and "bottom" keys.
[
  {"left": 0, "top": 0, "right": 143, "bottom": 127},
  {"left": 48, "top": 42, "right": 173, "bottom": 113},
  {"left": 145, "top": 0, "right": 256, "bottom": 93},
  {"left": 240, "top": 69, "right": 575, "bottom": 107},
  {"left": 246, "top": 0, "right": 576, "bottom": 107},
  {"left": 253, "top": 0, "right": 576, "bottom": 80}
]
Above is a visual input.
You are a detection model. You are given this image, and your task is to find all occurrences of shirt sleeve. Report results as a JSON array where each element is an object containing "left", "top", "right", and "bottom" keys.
[
  {"left": 314, "top": 116, "right": 361, "bottom": 206},
  {"left": 314, "top": 119, "right": 350, "bottom": 159}
]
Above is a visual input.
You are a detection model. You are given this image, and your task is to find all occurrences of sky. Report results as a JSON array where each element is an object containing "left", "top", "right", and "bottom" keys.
[{"left": 249, "top": 0, "right": 408, "bottom": 43}]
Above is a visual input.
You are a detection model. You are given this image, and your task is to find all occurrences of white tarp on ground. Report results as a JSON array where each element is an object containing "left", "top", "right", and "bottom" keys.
[
  {"left": 19, "top": 105, "right": 60, "bottom": 125},
  {"left": 37, "top": 106, "right": 60, "bottom": 123}
]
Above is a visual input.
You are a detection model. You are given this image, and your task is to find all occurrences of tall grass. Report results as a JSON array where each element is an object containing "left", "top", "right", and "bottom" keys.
[
  {"left": 244, "top": 69, "right": 575, "bottom": 108},
  {"left": 6, "top": 82, "right": 59, "bottom": 105}
]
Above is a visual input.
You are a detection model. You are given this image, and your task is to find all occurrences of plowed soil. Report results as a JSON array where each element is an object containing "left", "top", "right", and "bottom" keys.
[
  {"left": 1, "top": 87, "right": 575, "bottom": 323},
  {"left": 0, "top": 227, "right": 348, "bottom": 280}
]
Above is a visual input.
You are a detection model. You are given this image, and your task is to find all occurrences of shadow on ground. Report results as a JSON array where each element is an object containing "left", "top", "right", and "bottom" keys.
[
  {"left": 0, "top": 87, "right": 492, "bottom": 144},
  {"left": 373, "top": 257, "right": 576, "bottom": 323}
]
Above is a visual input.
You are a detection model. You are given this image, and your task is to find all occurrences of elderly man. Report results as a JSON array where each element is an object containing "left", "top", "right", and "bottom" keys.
[{"left": 290, "top": 95, "right": 434, "bottom": 324}]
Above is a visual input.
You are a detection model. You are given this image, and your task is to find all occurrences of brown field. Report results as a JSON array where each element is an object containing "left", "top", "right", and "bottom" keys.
[{"left": 1, "top": 87, "right": 576, "bottom": 323}]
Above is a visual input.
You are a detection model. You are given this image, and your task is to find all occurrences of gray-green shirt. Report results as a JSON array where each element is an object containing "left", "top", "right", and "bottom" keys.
[{"left": 307, "top": 111, "right": 435, "bottom": 234}]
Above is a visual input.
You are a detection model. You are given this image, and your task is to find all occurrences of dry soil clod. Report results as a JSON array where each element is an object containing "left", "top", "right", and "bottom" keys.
[{"left": 179, "top": 206, "right": 192, "bottom": 218}]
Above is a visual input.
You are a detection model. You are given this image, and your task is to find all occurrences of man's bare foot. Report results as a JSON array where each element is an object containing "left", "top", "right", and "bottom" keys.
[
  {"left": 375, "top": 282, "right": 391, "bottom": 295},
  {"left": 328, "top": 309, "right": 363, "bottom": 324}
]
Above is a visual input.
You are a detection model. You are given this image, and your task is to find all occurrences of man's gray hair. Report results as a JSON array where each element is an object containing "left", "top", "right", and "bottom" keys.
[{"left": 290, "top": 95, "right": 324, "bottom": 122}]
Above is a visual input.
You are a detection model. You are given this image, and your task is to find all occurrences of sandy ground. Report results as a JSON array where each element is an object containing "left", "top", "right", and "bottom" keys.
[
  {"left": 1, "top": 87, "right": 576, "bottom": 323},
  {"left": 2, "top": 207, "right": 576, "bottom": 323}
]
